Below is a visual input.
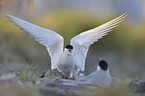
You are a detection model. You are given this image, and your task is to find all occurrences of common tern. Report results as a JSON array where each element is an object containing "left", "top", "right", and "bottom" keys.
[
  {"left": 5, "top": 12, "right": 127, "bottom": 79},
  {"left": 58, "top": 60, "right": 112, "bottom": 88}
]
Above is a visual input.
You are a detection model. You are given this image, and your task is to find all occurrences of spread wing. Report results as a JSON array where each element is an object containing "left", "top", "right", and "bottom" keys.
[
  {"left": 71, "top": 12, "right": 127, "bottom": 71},
  {"left": 5, "top": 14, "right": 64, "bottom": 69}
]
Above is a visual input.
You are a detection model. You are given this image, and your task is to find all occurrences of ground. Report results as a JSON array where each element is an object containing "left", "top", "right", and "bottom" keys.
[{"left": 0, "top": 62, "right": 144, "bottom": 96}]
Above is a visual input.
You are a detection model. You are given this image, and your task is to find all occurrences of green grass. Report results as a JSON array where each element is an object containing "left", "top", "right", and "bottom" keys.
[{"left": 17, "top": 65, "right": 42, "bottom": 82}]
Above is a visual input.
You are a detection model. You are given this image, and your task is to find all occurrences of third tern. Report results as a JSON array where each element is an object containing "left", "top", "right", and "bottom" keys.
[{"left": 5, "top": 12, "right": 127, "bottom": 79}]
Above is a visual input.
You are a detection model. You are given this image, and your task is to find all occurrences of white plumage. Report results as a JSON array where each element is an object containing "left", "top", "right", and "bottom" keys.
[
  {"left": 5, "top": 12, "right": 127, "bottom": 78},
  {"left": 58, "top": 60, "right": 112, "bottom": 88}
]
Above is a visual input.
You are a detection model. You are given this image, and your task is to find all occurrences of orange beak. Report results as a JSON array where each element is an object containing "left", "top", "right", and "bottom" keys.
[{"left": 68, "top": 49, "right": 72, "bottom": 53}]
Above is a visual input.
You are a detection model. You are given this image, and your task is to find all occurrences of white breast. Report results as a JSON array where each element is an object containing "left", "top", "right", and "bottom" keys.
[
  {"left": 58, "top": 50, "right": 75, "bottom": 77},
  {"left": 87, "top": 69, "right": 112, "bottom": 87}
]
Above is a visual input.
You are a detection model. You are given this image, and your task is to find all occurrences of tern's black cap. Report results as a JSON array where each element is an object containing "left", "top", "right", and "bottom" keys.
[
  {"left": 65, "top": 45, "right": 73, "bottom": 49},
  {"left": 99, "top": 60, "right": 108, "bottom": 71}
]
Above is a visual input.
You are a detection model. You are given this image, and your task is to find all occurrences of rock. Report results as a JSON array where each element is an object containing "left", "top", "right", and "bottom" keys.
[
  {"left": 43, "top": 87, "right": 69, "bottom": 96},
  {"left": 35, "top": 78, "right": 57, "bottom": 85},
  {"left": 112, "top": 78, "right": 145, "bottom": 94},
  {"left": 36, "top": 78, "right": 84, "bottom": 92},
  {"left": 44, "top": 70, "right": 62, "bottom": 81},
  {"left": 128, "top": 79, "right": 145, "bottom": 93},
  {"left": 129, "top": 93, "right": 145, "bottom": 96},
  {"left": 0, "top": 73, "right": 16, "bottom": 80},
  {"left": 37, "top": 79, "right": 75, "bottom": 96},
  {"left": 54, "top": 82, "right": 84, "bottom": 91}
]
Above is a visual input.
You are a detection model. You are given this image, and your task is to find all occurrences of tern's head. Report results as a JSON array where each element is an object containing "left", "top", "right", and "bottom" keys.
[
  {"left": 65, "top": 45, "right": 73, "bottom": 53},
  {"left": 98, "top": 60, "right": 108, "bottom": 71}
]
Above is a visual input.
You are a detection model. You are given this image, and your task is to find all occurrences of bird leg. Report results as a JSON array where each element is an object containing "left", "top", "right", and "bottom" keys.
[
  {"left": 69, "top": 72, "right": 73, "bottom": 80},
  {"left": 70, "top": 77, "right": 73, "bottom": 80},
  {"left": 62, "top": 73, "right": 65, "bottom": 79},
  {"left": 61, "top": 73, "right": 67, "bottom": 79}
]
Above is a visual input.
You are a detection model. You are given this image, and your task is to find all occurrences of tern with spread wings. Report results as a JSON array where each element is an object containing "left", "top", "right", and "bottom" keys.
[{"left": 5, "top": 12, "right": 127, "bottom": 79}]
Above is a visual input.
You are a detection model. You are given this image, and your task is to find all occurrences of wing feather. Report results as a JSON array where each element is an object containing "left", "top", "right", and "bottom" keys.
[
  {"left": 5, "top": 14, "right": 64, "bottom": 69},
  {"left": 71, "top": 12, "right": 127, "bottom": 71}
]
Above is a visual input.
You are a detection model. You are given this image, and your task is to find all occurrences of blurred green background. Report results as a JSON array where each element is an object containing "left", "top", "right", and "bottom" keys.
[{"left": 0, "top": 0, "right": 145, "bottom": 79}]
